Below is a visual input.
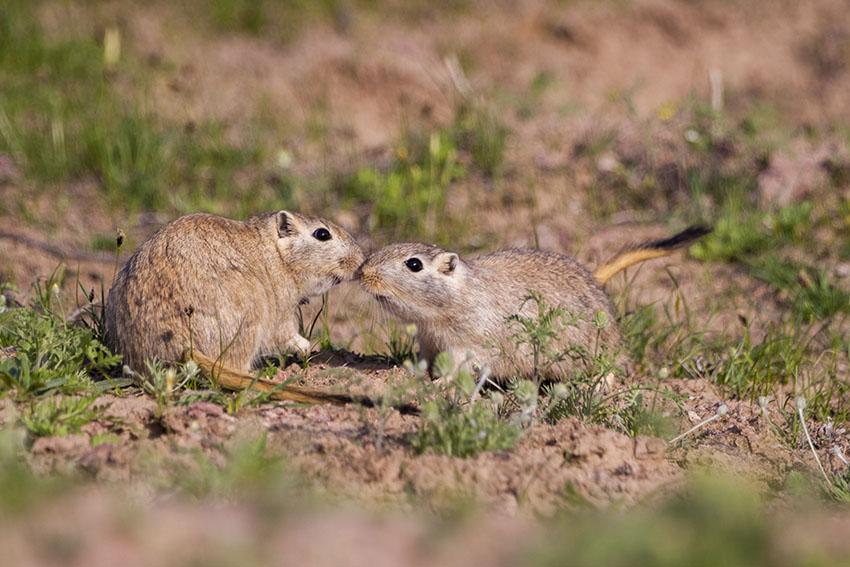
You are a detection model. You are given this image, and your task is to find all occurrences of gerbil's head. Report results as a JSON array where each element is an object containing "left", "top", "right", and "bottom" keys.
[
  {"left": 358, "top": 243, "right": 467, "bottom": 323},
  {"left": 273, "top": 211, "right": 365, "bottom": 295}
]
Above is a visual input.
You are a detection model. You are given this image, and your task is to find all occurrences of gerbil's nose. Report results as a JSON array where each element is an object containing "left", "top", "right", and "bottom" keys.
[
  {"left": 355, "top": 251, "right": 367, "bottom": 269},
  {"left": 354, "top": 259, "right": 370, "bottom": 280},
  {"left": 356, "top": 263, "right": 382, "bottom": 290},
  {"left": 356, "top": 250, "right": 377, "bottom": 273}
]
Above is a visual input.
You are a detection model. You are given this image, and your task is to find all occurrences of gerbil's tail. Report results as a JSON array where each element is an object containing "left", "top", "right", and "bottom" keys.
[
  {"left": 182, "top": 350, "right": 420, "bottom": 414},
  {"left": 185, "top": 350, "right": 352, "bottom": 405},
  {"left": 593, "top": 225, "right": 711, "bottom": 285}
]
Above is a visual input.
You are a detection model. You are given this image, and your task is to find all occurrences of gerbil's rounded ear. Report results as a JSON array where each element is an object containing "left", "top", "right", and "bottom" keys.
[
  {"left": 437, "top": 252, "right": 459, "bottom": 275},
  {"left": 277, "top": 211, "right": 295, "bottom": 238}
]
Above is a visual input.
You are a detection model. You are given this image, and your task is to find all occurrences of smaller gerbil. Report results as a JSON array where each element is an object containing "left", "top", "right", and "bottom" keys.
[
  {"left": 358, "top": 227, "right": 709, "bottom": 380},
  {"left": 105, "top": 210, "right": 365, "bottom": 404}
]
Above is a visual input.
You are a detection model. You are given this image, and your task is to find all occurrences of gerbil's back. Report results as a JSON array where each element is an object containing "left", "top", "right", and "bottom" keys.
[
  {"left": 470, "top": 249, "right": 613, "bottom": 316},
  {"left": 105, "top": 214, "right": 268, "bottom": 369},
  {"left": 469, "top": 248, "right": 622, "bottom": 379}
]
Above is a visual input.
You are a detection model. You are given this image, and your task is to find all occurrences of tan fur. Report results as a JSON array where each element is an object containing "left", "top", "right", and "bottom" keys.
[
  {"left": 359, "top": 227, "right": 707, "bottom": 381},
  {"left": 359, "top": 244, "right": 621, "bottom": 381},
  {"left": 105, "top": 211, "right": 365, "bottom": 383}
]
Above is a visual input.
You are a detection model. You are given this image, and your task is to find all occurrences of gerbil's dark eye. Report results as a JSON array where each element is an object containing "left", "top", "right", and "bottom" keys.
[
  {"left": 312, "top": 228, "right": 332, "bottom": 241},
  {"left": 405, "top": 258, "right": 423, "bottom": 272}
]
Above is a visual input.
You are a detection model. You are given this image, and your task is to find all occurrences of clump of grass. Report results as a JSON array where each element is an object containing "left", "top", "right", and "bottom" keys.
[
  {"left": 409, "top": 372, "right": 524, "bottom": 458},
  {"left": 19, "top": 395, "right": 100, "bottom": 438},
  {"left": 0, "top": 293, "right": 122, "bottom": 401},
  {"left": 123, "top": 359, "right": 202, "bottom": 417},
  {"left": 340, "top": 130, "right": 463, "bottom": 243},
  {"left": 0, "top": 0, "right": 277, "bottom": 217},
  {"left": 688, "top": 206, "right": 771, "bottom": 262},
  {"left": 506, "top": 291, "right": 644, "bottom": 434},
  {"left": 749, "top": 257, "right": 850, "bottom": 324},
  {"left": 386, "top": 322, "right": 418, "bottom": 366},
  {"left": 690, "top": 201, "right": 815, "bottom": 264},
  {"left": 614, "top": 383, "right": 682, "bottom": 439},
  {"left": 411, "top": 393, "right": 522, "bottom": 457},
  {"left": 505, "top": 290, "right": 575, "bottom": 385},
  {"left": 403, "top": 353, "right": 524, "bottom": 458},
  {"left": 453, "top": 100, "right": 509, "bottom": 178}
]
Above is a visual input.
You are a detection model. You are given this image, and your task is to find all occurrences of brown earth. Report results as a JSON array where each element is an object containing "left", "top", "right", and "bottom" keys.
[{"left": 20, "top": 351, "right": 844, "bottom": 513}]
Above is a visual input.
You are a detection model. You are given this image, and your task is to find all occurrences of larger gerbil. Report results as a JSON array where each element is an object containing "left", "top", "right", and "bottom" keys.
[
  {"left": 358, "top": 227, "right": 708, "bottom": 380},
  {"left": 105, "top": 210, "right": 365, "bottom": 403}
]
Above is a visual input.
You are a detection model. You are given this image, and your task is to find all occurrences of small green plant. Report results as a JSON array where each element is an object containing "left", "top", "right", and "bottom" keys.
[
  {"left": 505, "top": 290, "right": 572, "bottom": 385},
  {"left": 340, "top": 129, "right": 463, "bottom": 243},
  {"left": 407, "top": 355, "right": 524, "bottom": 458},
  {"left": 828, "top": 447, "right": 850, "bottom": 503},
  {"left": 749, "top": 257, "right": 850, "bottom": 323},
  {"left": 20, "top": 395, "right": 99, "bottom": 438},
  {"left": 493, "top": 292, "right": 632, "bottom": 429},
  {"left": 689, "top": 206, "right": 771, "bottom": 262},
  {"left": 615, "top": 384, "right": 681, "bottom": 439},
  {"left": 0, "top": 303, "right": 122, "bottom": 400},
  {"left": 453, "top": 101, "right": 509, "bottom": 178},
  {"left": 410, "top": 388, "right": 523, "bottom": 458},
  {"left": 385, "top": 322, "right": 418, "bottom": 366},
  {"left": 125, "top": 359, "right": 201, "bottom": 417}
]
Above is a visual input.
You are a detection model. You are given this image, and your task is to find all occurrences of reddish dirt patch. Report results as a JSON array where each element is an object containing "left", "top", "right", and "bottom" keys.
[{"left": 24, "top": 350, "right": 840, "bottom": 518}]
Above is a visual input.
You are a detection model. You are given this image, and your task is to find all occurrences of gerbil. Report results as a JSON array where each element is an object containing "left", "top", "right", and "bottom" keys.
[
  {"left": 105, "top": 210, "right": 365, "bottom": 404},
  {"left": 359, "top": 227, "right": 709, "bottom": 380}
]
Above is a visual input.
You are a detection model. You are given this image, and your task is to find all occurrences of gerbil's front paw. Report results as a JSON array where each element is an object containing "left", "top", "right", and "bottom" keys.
[{"left": 287, "top": 334, "right": 312, "bottom": 356}]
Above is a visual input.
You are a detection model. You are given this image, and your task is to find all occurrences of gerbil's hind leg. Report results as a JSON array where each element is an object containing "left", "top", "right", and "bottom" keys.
[
  {"left": 275, "top": 318, "right": 311, "bottom": 356},
  {"left": 284, "top": 334, "right": 311, "bottom": 355},
  {"left": 188, "top": 312, "right": 260, "bottom": 373}
]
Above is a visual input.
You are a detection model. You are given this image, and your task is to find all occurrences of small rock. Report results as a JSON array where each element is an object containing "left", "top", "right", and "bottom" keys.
[
  {"left": 596, "top": 151, "right": 620, "bottom": 173},
  {"left": 188, "top": 401, "right": 224, "bottom": 418},
  {"left": 634, "top": 436, "right": 667, "bottom": 459}
]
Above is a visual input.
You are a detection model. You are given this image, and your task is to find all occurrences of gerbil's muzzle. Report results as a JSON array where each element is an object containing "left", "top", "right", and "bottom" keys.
[
  {"left": 357, "top": 266, "right": 383, "bottom": 293},
  {"left": 341, "top": 253, "right": 366, "bottom": 277}
]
